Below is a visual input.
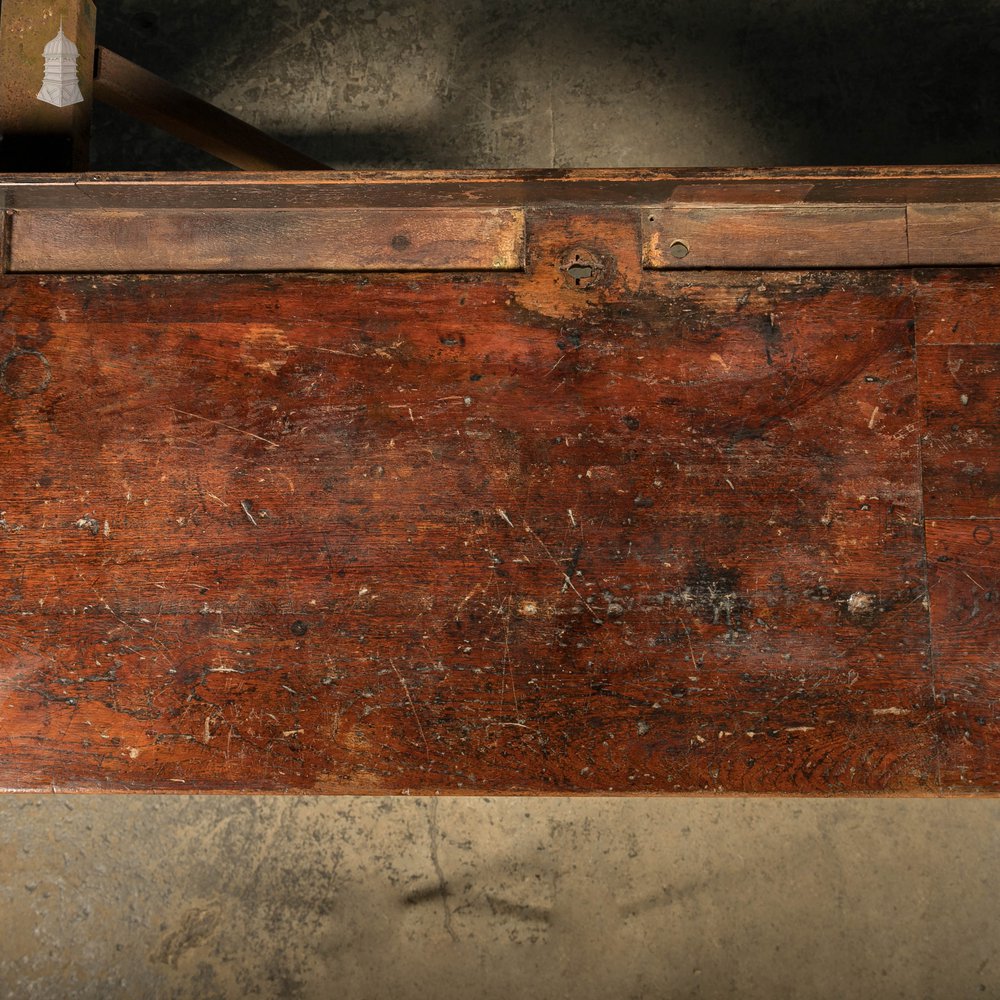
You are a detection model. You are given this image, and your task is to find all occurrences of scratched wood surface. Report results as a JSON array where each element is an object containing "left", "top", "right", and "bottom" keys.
[
  {"left": 914, "top": 268, "right": 1000, "bottom": 345},
  {"left": 0, "top": 175, "right": 997, "bottom": 794},
  {"left": 927, "top": 522, "right": 999, "bottom": 791},
  {"left": 918, "top": 344, "right": 1000, "bottom": 520},
  {"left": 915, "top": 267, "right": 999, "bottom": 791}
]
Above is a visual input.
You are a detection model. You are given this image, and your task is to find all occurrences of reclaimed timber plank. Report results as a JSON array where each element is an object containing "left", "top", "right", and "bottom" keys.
[
  {"left": 918, "top": 345, "right": 1000, "bottom": 519},
  {"left": 19, "top": 201, "right": 1000, "bottom": 274},
  {"left": 8, "top": 208, "right": 526, "bottom": 273},
  {"left": 642, "top": 206, "right": 908, "bottom": 269},
  {"left": 7, "top": 168, "right": 1000, "bottom": 212},
  {"left": 805, "top": 177, "right": 1000, "bottom": 204},
  {"left": 908, "top": 203, "right": 1000, "bottom": 264},
  {"left": 0, "top": 250, "right": 934, "bottom": 792},
  {"left": 927, "top": 521, "right": 1000, "bottom": 791}
]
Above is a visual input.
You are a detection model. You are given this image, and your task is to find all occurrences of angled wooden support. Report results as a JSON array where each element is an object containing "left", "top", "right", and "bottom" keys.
[
  {"left": 93, "top": 47, "right": 329, "bottom": 171},
  {"left": 0, "top": 0, "right": 96, "bottom": 170}
]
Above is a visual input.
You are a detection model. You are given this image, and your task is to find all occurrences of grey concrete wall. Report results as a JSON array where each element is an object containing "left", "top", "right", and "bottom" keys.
[
  {"left": 3, "top": 2, "right": 999, "bottom": 997},
  {"left": 92, "top": 0, "right": 1000, "bottom": 169}
]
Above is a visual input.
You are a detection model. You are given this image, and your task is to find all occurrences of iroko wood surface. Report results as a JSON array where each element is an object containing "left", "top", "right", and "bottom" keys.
[
  {"left": 0, "top": 170, "right": 997, "bottom": 794},
  {"left": 643, "top": 205, "right": 908, "bottom": 268},
  {"left": 9, "top": 208, "right": 526, "bottom": 272}
]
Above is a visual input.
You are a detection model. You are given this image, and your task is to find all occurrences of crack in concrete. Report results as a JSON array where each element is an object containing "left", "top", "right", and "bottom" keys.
[{"left": 427, "top": 798, "right": 457, "bottom": 943}]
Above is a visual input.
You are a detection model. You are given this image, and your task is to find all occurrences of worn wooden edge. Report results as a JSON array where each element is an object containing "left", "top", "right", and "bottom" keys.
[
  {"left": 8, "top": 207, "right": 527, "bottom": 272},
  {"left": 925, "top": 518, "right": 1000, "bottom": 790},
  {"left": 645, "top": 202, "right": 1000, "bottom": 269},
  {"left": 908, "top": 203, "right": 1000, "bottom": 265},
  {"left": 0, "top": 785, "right": 996, "bottom": 797},
  {"left": 0, "top": 209, "right": 11, "bottom": 273},
  {"left": 10, "top": 200, "right": 1000, "bottom": 273},
  {"left": 918, "top": 515, "right": 1000, "bottom": 522},
  {"left": 642, "top": 205, "right": 909, "bottom": 268},
  {"left": 6, "top": 167, "right": 1000, "bottom": 209}
]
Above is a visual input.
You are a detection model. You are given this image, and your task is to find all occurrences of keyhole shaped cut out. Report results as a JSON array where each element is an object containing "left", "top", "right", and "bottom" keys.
[{"left": 561, "top": 248, "right": 603, "bottom": 289}]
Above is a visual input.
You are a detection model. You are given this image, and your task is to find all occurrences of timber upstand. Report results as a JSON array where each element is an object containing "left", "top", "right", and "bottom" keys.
[{"left": 0, "top": 167, "right": 997, "bottom": 795}]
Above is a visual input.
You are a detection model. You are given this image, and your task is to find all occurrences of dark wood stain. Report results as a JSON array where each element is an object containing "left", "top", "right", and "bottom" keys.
[
  {"left": 9, "top": 166, "right": 1000, "bottom": 211},
  {"left": 0, "top": 176, "right": 995, "bottom": 795},
  {"left": 927, "top": 522, "right": 1000, "bottom": 791},
  {"left": 918, "top": 345, "right": 1000, "bottom": 519},
  {"left": 914, "top": 268, "right": 1000, "bottom": 346}
]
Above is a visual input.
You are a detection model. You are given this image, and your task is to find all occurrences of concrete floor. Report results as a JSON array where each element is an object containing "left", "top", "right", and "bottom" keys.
[
  {"left": 1, "top": 798, "right": 997, "bottom": 999},
  {"left": 4, "top": 2, "right": 1000, "bottom": 997}
]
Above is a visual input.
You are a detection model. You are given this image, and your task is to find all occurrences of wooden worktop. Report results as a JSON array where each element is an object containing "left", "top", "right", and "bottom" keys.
[{"left": 0, "top": 170, "right": 995, "bottom": 793}]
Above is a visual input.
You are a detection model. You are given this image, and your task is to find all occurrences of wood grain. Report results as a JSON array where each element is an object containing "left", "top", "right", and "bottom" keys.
[
  {"left": 0, "top": 255, "right": 935, "bottom": 793},
  {"left": 8, "top": 208, "right": 527, "bottom": 272},
  {"left": 927, "top": 521, "right": 1000, "bottom": 790},
  {"left": 908, "top": 204, "right": 1000, "bottom": 265},
  {"left": 18, "top": 202, "right": 1000, "bottom": 274},
  {"left": 1, "top": 173, "right": 998, "bottom": 795},
  {"left": 8, "top": 168, "right": 1000, "bottom": 212},
  {"left": 918, "top": 345, "right": 1000, "bottom": 519},
  {"left": 913, "top": 268, "right": 1000, "bottom": 345},
  {"left": 643, "top": 206, "right": 908, "bottom": 269}
]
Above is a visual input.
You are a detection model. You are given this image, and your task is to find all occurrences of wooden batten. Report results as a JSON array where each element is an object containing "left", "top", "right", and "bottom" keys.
[
  {"left": 906, "top": 203, "right": 1000, "bottom": 264},
  {"left": 13, "top": 200, "right": 1000, "bottom": 274},
  {"left": 642, "top": 205, "right": 909, "bottom": 268},
  {"left": 0, "top": 210, "right": 12, "bottom": 273},
  {"left": 8, "top": 168, "right": 1000, "bottom": 213},
  {"left": 7, "top": 207, "right": 527, "bottom": 272}
]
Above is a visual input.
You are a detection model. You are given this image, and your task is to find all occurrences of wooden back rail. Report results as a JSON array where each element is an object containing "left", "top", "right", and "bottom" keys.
[
  {"left": 0, "top": 169, "right": 996, "bottom": 794},
  {"left": 2, "top": 201, "right": 1000, "bottom": 272}
]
